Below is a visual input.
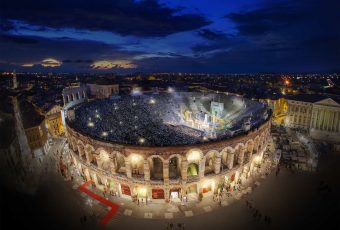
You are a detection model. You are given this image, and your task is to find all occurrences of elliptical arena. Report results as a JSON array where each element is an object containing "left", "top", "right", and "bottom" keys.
[{"left": 66, "top": 92, "right": 271, "bottom": 203}]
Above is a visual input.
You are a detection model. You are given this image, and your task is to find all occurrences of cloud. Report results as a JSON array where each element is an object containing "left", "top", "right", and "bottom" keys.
[
  {"left": 41, "top": 58, "right": 62, "bottom": 67},
  {"left": 197, "top": 29, "right": 229, "bottom": 40},
  {"left": 0, "top": 0, "right": 210, "bottom": 37},
  {"left": 90, "top": 60, "right": 137, "bottom": 69}
]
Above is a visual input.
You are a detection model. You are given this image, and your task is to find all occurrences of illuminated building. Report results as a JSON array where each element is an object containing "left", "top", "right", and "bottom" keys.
[
  {"left": 87, "top": 83, "right": 119, "bottom": 99},
  {"left": 285, "top": 94, "right": 340, "bottom": 143},
  {"left": 45, "top": 105, "right": 65, "bottom": 136},
  {"left": 66, "top": 93, "right": 271, "bottom": 202}
]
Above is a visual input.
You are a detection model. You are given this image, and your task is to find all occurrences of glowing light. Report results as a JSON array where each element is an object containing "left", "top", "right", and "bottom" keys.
[
  {"left": 131, "top": 154, "right": 141, "bottom": 163},
  {"left": 41, "top": 58, "right": 62, "bottom": 67},
  {"left": 253, "top": 155, "right": 262, "bottom": 163},
  {"left": 100, "top": 150, "right": 109, "bottom": 161},
  {"left": 137, "top": 187, "right": 147, "bottom": 197},
  {"left": 149, "top": 99, "right": 156, "bottom": 104},
  {"left": 101, "top": 131, "right": 108, "bottom": 137},
  {"left": 167, "top": 87, "right": 174, "bottom": 93},
  {"left": 87, "top": 122, "right": 94, "bottom": 127},
  {"left": 90, "top": 60, "right": 137, "bottom": 70},
  {"left": 21, "top": 63, "right": 34, "bottom": 67},
  {"left": 187, "top": 150, "right": 201, "bottom": 161},
  {"left": 131, "top": 87, "right": 142, "bottom": 96},
  {"left": 284, "top": 80, "right": 290, "bottom": 85},
  {"left": 139, "top": 138, "right": 145, "bottom": 143},
  {"left": 203, "top": 136, "right": 208, "bottom": 141}
]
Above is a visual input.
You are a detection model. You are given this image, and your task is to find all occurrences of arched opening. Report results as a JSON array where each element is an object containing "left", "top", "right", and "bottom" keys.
[
  {"left": 150, "top": 157, "right": 163, "bottom": 180},
  {"left": 152, "top": 188, "right": 164, "bottom": 199},
  {"left": 115, "top": 153, "right": 126, "bottom": 174},
  {"left": 169, "top": 156, "right": 180, "bottom": 179},
  {"left": 221, "top": 150, "right": 228, "bottom": 168},
  {"left": 90, "top": 154, "right": 98, "bottom": 166},
  {"left": 204, "top": 152, "right": 215, "bottom": 175},
  {"left": 78, "top": 144, "right": 86, "bottom": 161},
  {"left": 99, "top": 150, "right": 111, "bottom": 171},
  {"left": 187, "top": 163, "right": 199, "bottom": 177},
  {"left": 233, "top": 149, "right": 239, "bottom": 167},
  {"left": 130, "top": 154, "right": 144, "bottom": 178}
]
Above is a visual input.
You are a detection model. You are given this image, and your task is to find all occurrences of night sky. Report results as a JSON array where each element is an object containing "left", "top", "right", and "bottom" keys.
[{"left": 0, "top": 0, "right": 339, "bottom": 73}]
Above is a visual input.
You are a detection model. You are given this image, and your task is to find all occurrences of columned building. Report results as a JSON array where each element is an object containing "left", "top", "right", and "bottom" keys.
[
  {"left": 87, "top": 83, "right": 119, "bottom": 99},
  {"left": 285, "top": 94, "right": 340, "bottom": 142}
]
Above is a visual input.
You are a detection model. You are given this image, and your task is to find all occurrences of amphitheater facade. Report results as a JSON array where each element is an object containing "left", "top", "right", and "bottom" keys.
[{"left": 66, "top": 119, "right": 271, "bottom": 202}]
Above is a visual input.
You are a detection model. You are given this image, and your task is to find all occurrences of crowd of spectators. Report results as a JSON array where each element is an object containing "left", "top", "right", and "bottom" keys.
[{"left": 68, "top": 93, "right": 268, "bottom": 146}]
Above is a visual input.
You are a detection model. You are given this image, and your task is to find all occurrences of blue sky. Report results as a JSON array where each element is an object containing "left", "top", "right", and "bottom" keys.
[{"left": 0, "top": 0, "right": 339, "bottom": 73}]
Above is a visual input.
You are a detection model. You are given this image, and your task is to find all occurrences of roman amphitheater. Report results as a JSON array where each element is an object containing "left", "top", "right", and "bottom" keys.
[{"left": 65, "top": 92, "right": 271, "bottom": 202}]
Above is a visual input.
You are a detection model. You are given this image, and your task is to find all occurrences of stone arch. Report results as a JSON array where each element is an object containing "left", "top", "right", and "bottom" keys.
[
  {"left": 168, "top": 154, "right": 182, "bottom": 179},
  {"left": 148, "top": 155, "right": 164, "bottom": 181},
  {"left": 204, "top": 150, "right": 218, "bottom": 175},
  {"left": 84, "top": 144, "right": 95, "bottom": 163},
  {"left": 187, "top": 162, "right": 199, "bottom": 176},
  {"left": 221, "top": 147, "right": 232, "bottom": 167},
  {"left": 77, "top": 140, "right": 86, "bottom": 161},
  {"left": 97, "top": 148, "right": 114, "bottom": 172},
  {"left": 115, "top": 152, "right": 126, "bottom": 174},
  {"left": 129, "top": 154, "right": 144, "bottom": 178},
  {"left": 70, "top": 136, "right": 78, "bottom": 152},
  {"left": 186, "top": 148, "right": 203, "bottom": 163},
  {"left": 235, "top": 143, "right": 246, "bottom": 165}
]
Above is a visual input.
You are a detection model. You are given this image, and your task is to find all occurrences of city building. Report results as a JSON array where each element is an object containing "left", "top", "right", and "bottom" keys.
[
  {"left": 45, "top": 105, "right": 65, "bottom": 136},
  {"left": 285, "top": 94, "right": 340, "bottom": 143},
  {"left": 87, "top": 83, "right": 119, "bottom": 99},
  {"left": 62, "top": 83, "right": 87, "bottom": 107},
  {"left": 19, "top": 99, "right": 49, "bottom": 155}
]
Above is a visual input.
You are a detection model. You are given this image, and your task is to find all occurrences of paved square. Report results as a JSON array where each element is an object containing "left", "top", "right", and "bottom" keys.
[
  {"left": 123, "top": 209, "right": 132, "bottom": 216},
  {"left": 203, "top": 206, "right": 212, "bottom": 212},
  {"left": 144, "top": 212, "right": 153, "bottom": 219},
  {"left": 165, "top": 213, "right": 174, "bottom": 219},
  {"left": 184, "top": 211, "right": 193, "bottom": 217}
]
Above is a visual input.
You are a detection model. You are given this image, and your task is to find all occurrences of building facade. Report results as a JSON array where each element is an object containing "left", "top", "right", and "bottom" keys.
[
  {"left": 285, "top": 95, "right": 340, "bottom": 142},
  {"left": 66, "top": 120, "right": 271, "bottom": 203},
  {"left": 25, "top": 120, "right": 48, "bottom": 151},
  {"left": 62, "top": 84, "right": 87, "bottom": 107},
  {"left": 87, "top": 83, "right": 119, "bottom": 99},
  {"left": 45, "top": 105, "right": 64, "bottom": 136}
]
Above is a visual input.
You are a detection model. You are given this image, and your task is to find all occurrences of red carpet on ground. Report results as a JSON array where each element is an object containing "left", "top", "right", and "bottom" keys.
[{"left": 79, "top": 180, "right": 120, "bottom": 225}]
